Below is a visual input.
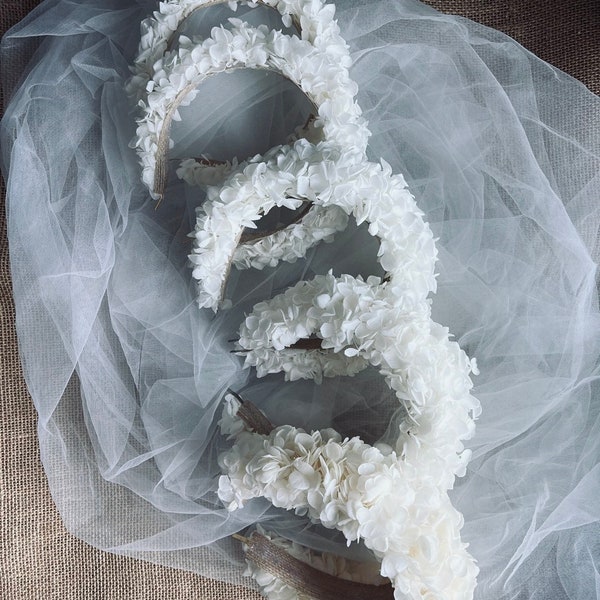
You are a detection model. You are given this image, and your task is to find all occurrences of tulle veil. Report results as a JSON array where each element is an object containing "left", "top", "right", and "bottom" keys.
[{"left": 2, "top": 0, "right": 600, "bottom": 598}]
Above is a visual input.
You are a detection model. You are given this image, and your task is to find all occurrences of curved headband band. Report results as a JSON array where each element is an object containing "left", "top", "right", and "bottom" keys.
[
  {"left": 127, "top": 0, "right": 343, "bottom": 101},
  {"left": 133, "top": 21, "right": 367, "bottom": 197},
  {"left": 129, "top": 0, "right": 364, "bottom": 199}
]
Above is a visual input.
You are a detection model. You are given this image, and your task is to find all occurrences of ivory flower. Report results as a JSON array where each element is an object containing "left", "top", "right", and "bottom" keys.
[
  {"left": 129, "top": 7, "right": 369, "bottom": 199},
  {"left": 218, "top": 398, "right": 479, "bottom": 600}
]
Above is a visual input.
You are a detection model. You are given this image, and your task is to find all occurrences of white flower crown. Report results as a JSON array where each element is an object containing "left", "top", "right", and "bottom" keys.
[
  {"left": 127, "top": 0, "right": 345, "bottom": 102},
  {"left": 130, "top": 0, "right": 367, "bottom": 200},
  {"left": 219, "top": 392, "right": 479, "bottom": 600},
  {"left": 131, "top": 1, "right": 481, "bottom": 599}
]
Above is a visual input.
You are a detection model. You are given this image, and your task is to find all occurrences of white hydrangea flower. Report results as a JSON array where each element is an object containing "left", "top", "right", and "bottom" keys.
[
  {"left": 218, "top": 407, "right": 479, "bottom": 600},
  {"left": 190, "top": 139, "right": 436, "bottom": 310},
  {"left": 240, "top": 525, "right": 387, "bottom": 600},
  {"left": 129, "top": 3, "right": 369, "bottom": 200}
]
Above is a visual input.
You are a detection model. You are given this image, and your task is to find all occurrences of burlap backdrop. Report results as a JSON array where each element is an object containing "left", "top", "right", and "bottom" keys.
[{"left": 1, "top": 1, "right": 598, "bottom": 598}]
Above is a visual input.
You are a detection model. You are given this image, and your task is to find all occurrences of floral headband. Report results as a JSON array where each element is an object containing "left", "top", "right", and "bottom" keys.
[
  {"left": 130, "top": 0, "right": 367, "bottom": 199},
  {"left": 130, "top": 1, "right": 481, "bottom": 599}
]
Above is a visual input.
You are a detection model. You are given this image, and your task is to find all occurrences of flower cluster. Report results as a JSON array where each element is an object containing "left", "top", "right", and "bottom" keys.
[
  {"left": 130, "top": 11, "right": 368, "bottom": 198},
  {"left": 238, "top": 271, "right": 479, "bottom": 485},
  {"left": 241, "top": 525, "right": 386, "bottom": 600},
  {"left": 127, "top": 0, "right": 348, "bottom": 101},
  {"left": 190, "top": 138, "right": 436, "bottom": 310},
  {"left": 218, "top": 399, "right": 479, "bottom": 600}
]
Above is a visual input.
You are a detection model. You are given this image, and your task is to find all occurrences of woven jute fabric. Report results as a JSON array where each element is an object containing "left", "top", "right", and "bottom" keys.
[
  {"left": 1, "top": 1, "right": 598, "bottom": 599},
  {"left": 421, "top": 0, "right": 600, "bottom": 95}
]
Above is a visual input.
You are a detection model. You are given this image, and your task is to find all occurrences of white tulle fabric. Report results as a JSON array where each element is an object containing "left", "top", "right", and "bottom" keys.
[{"left": 2, "top": 1, "right": 600, "bottom": 599}]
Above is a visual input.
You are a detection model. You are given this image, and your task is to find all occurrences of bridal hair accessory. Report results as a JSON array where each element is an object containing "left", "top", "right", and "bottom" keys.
[
  {"left": 233, "top": 527, "right": 393, "bottom": 600},
  {"left": 130, "top": 0, "right": 367, "bottom": 200},
  {"left": 131, "top": 1, "right": 480, "bottom": 598},
  {"left": 219, "top": 385, "right": 479, "bottom": 599}
]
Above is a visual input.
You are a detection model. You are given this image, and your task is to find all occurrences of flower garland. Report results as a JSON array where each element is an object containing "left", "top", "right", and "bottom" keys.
[
  {"left": 192, "top": 139, "right": 437, "bottom": 310},
  {"left": 130, "top": 11, "right": 368, "bottom": 198},
  {"left": 127, "top": 0, "right": 346, "bottom": 102},
  {"left": 218, "top": 396, "right": 479, "bottom": 600}
]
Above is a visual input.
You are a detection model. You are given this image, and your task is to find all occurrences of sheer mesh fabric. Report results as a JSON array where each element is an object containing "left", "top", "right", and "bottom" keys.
[{"left": 2, "top": 1, "right": 599, "bottom": 598}]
